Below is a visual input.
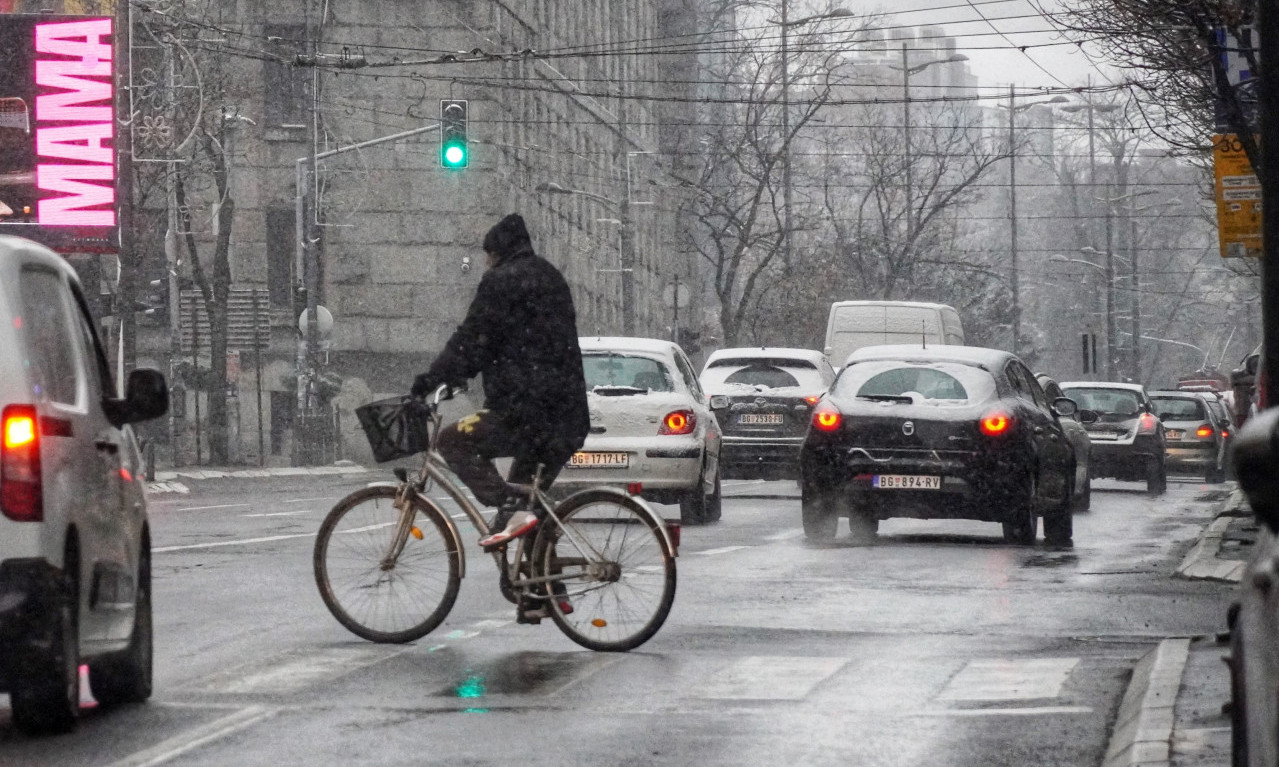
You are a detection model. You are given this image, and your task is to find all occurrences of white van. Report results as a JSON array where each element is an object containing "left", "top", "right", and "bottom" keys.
[{"left": 823, "top": 301, "right": 964, "bottom": 368}]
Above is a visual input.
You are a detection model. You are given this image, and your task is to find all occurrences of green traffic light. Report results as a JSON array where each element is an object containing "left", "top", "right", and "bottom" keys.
[{"left": 442, "top": 141, "right": 468, "bottom": 168}]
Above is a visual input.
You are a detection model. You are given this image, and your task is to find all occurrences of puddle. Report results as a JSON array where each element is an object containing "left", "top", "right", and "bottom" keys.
[
  {"left": 434, "top": 652, "right": 613, "bottom": 698},
  {"left": 1020, "top": 552, "right": 1079, "bottom": 568}
]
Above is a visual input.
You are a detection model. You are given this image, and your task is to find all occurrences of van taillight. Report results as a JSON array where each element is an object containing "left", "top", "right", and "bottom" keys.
[{"left": 2, "top": 405, "right": 42, "bottom": 522}]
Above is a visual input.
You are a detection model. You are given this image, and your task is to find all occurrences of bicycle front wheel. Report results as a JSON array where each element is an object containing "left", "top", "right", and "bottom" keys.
[
  {"left": 314, "top": 485, "right": 461, "bottom": 643},
  {"left": 536, "top": 491, "right": 676, "bottom": 652}
]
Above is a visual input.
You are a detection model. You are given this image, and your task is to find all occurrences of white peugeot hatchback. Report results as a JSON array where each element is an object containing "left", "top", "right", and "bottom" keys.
[
  {"left": 0, "top": 235, "right": 167, "bottom": 734},
  {"left": 556, "top": 337, "right": 723, "bottom": 525}
]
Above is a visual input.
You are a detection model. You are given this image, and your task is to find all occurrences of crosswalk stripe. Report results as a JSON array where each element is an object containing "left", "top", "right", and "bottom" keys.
[
  {"left": 694, "top": 656, "right": 848, "bottom": 700},
  {"left": 190, "top": 647, "right": 404, "bottom": 694},
  {"left": 937, "top": 658, "right": 1079, "bottom": 702},
  {"left": 697, "top": 545, "right": 748, "bottom": 556}
]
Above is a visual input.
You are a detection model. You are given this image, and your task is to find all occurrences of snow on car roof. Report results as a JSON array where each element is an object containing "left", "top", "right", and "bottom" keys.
[
  {"left": 704, "top": 347, "right": 827, "bottom": 366},
  {"left": 843, "top": 344, "right": 1012, "bottom": 368},
  {"left": 579, "top": 336, "right": 679, "bottom": 358},
  {"left": 1058, "top": 381, "right": 1147, "bottom": 393}
]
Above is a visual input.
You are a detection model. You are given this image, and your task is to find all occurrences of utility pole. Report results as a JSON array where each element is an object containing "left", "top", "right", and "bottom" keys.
[
  {"left": 779, "top": 0, "right": 791, "bottom": 270},
  {"left": 1008, "top": 84, "right": 1020, "bottom": 356},
  {"left": 1103, "top": 186, "right": 1116, "bottom": 380},
  {"left": 296, "top": 0, "right": 321, "bottom": 463},
  {"left": 901, "top": 42, "right": 913, "bottom": 242},
  {"left": 1129, "top": 214, "right": 1141, "bottom": 381}
]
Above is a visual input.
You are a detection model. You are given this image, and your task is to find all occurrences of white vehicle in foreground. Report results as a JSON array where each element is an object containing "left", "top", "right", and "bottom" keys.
[
  {"left": 0, "top": 236, "right": 168, "bottom": 734},
  {"left": 555, "top": 337, "right": 723, "bottom": 525}
]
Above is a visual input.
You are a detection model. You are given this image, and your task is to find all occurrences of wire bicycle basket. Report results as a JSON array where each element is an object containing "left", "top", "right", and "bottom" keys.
[{"left": 354, "top": 397, "right": 433, "bottom": 462}]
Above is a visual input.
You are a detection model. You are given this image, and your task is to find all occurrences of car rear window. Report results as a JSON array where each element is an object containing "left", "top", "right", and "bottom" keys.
[
  {"left": 832, "top": 361, "right": 996, "bottom": 405},
  {"left": 701, "top": 360, "right": 825, "bottom": 391},
  {"left": 1062, "top": 388, "right": 1142, "bottom": 417},
  {"left": 1152, "top": 397, "right": 1205, "bottom": 421},
  {"left": 583, "top": 353, "right": 673, "bottom": 392}
]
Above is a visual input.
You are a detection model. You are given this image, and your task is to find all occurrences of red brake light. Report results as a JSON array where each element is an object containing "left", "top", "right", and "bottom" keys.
[
  {"left": 1196, "top": 425, "right": 1214, "bottom": 438},
  {"left": 2, "top": 405, "right": 42, "bottom": 522},
  {"left": 1137, "top": 413, "right": 1159, "bottom": 435},
  {"left": 812, "top": 406, "right": 842, "bottom": 432},
  {"left": 627, "top": 482, "right": 643, "bottom": 495},
  {"left": 979, "top": 410, "right": 1014, "bottom": 437},
  {"left": 659, "top": 410, "right": 696, "bottom": 435},
  {"left": 803, "top": 395, "right": 820, "bottom": 406}
]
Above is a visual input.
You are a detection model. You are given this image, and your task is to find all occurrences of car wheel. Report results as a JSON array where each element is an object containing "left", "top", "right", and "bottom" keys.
[
  {"left": 1146, "top": 458, "right": 1168, "bottom": 495},
  {"left": 801, "top": 488, "right": 838, "bottom": 542},
  {"left": 11, "top": 542, "right": 81, "bottom": 735},
  {"left": 1206, "top": 465, "right": 1227, "bottom": 484},
  {"left": 847, "top": 507, "right": 877, "bottom": 545},
  {"left": 1043, "top": 489, "right": 1073, "bottom": 546},
  {"left": 1077, "top": 475, "right": 1092, "bottom": 511},
  {"left": 90, "top": 540, "right": 153, "bottom": 706},
  {"left": 679, "top": 461, "right": 720, "bottom": 525},
  {"left": 1001, "top": 474, "right": 1037, "bottom": 545}
]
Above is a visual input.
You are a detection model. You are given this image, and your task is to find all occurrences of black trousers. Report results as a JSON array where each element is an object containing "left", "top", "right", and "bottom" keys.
[{"left": 435, "top": 410, "right": 572, "bottom": 509}]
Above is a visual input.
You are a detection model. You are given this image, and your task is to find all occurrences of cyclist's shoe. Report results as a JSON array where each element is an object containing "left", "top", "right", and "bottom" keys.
[{"left": 479, "top": 510, "right": 538, "bottom": 550}]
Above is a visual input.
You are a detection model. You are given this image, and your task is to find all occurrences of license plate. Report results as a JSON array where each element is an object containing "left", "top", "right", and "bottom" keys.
[
  {"left": 737, "top": 413, "right": 783, "bottom": 425},
  {"left": 1166, "top": 429, "right": 1184, "bottom": 440},
  {"left": 568, "top": 452, "right": 629, "bottom": 469},
  {"left": 872, "top": 474, "right": 942, "bottom": 490}
]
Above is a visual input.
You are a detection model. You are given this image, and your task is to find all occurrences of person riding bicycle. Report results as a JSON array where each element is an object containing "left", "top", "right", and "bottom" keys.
[{"left": 410, "top": 213, "right": 590, "bottom": 550}]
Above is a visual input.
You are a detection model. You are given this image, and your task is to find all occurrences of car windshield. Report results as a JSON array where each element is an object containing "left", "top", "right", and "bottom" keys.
[
  {"left": 583, "top": 353, "right": 673, "bottom": 392},
  {"left": 701, "top": 359, "right": 825, "bottom": 391},
  {"left": 832, "top": 360, "right": 996, "bottom": 405},
  {"left": 1152, "top": 397, "right": 1205, "bottom": 421},
  {"left": 1062, "top": 388, "right": 1142, "bottom": 417}
]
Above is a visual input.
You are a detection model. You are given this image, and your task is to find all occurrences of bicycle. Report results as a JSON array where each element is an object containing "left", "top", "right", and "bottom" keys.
[{"left": 313, "top": 386, "right": 679, "bottom": 652}]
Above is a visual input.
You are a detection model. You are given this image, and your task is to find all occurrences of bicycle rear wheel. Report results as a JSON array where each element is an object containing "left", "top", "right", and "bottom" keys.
[
  {"left": 314, "top": 485, "right": 461, "bottom": 643},
  {"left": 535, "top": 491, "right": 676, "bottom": 652}
]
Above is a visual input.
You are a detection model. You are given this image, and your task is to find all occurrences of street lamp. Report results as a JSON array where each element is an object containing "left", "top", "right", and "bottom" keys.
[
  {"left": 535, "top": 181, "right": 636, "bottom": 334},
  {"left": 769, "top": 6, "right": 853, "bottom": 270},
  {"left": 887, "top": 47, "right": 968, "bottom": 244},
  {"left": 997, "top": 92, "right": 1067, "bottom": 356}
]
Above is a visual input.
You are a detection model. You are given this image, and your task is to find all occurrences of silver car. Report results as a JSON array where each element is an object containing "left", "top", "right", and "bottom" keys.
[
  {"left": 1149, "top": 390, "right": 1229, "bottom": 483},
  {"left": 0, "top": 236, "right": 167, "bottom": 733},
  {"left": 555, "top": 337, "right": 723, "bottom": 525}
]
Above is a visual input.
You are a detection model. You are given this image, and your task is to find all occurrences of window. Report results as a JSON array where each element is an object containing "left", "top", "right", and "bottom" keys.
[
  {"left": 265, "top": 205, "right": 296, "bottom": 308},
  {"left": 19, "top": 268, "right": 81, "bottom": 405},
  {"left": 1062, "top": 388, "right": 1142, "bottom": 417},
  {"left": 582, "top": 353, "right": 672, "bottom": 392},
  {"left": 859, "top": 368, "right": 969, "bottom": 401},
  {"left": 703, "top": 358, "right": 826, "bottom": 391},
  {"left": 1151, "top": 397, "right": 1205, "bottom": 421},
  {"left": 833, "top": 360, "right": 996, "bottom": 405},
  {"left": 672, "top": 351, "right": 701, "bottom": 397},
  {"left": 724, "top": 365, "right": 800, "bottom": 389},
  {"left": 70, "top": 281, "right": 115, "bottom": 398},
  {"left": 263, "top": 24, "right": 307, "bottom": 127}
]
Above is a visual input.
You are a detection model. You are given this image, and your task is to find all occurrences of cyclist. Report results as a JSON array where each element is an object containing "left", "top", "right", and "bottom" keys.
[{"left": 411, "top": 213, "right": 590, "bottom": 551}]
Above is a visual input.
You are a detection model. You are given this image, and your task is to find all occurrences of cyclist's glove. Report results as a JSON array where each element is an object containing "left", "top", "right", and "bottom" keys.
[{"left": 410, "top": 373, "right": 438, "bottom": 399}]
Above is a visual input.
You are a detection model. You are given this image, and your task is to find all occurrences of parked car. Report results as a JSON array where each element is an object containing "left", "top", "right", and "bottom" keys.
[
  {"left": 823, "top": 301, "right": 964, "bottom": 369},
  {"left": 1149, "top": 390, "right": 1229, "bottom": 483},
  {"left": 1036, "top": 373, "right": 1096, "bottom": 510},
  {"left": 0, "top": 235, "right": 168, "bottom": 734},
  {"left": 800, "top": 345, "right": 1078, "bottom": 545},
  {"left": 1058, "top": 381, "right": 1167, "bottom": 495},
  {"left": 698, "top": 347, "right": 835, "bottom": 480},
  {"left": 555, "top": 337, "right": 723, "bottom": 525}
]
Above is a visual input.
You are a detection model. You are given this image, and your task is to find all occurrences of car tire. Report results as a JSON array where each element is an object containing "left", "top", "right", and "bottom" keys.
[
  {"left": 847, "top": 509, "right": 877, "bottom": 545},
  {"left": 679, "top": 462, "right": 721, "bottom": 525},
  {"left": 1146, "top": 459, "right": 1168, "bottom": 495},
  {"left": 1207, "top": 465, "right": 1227, "bottom": 484},
  {"left": 801, "top": 488, "right": 838, "bottom": 542},
  {"left": 90, "top": 540, "right": 153, "bottom": 707},
  {"left": 1043, "top": 490, "right": 1073, "bottom": 546},
  {"left": 11, "top": 542, "right": 81, "bottom": 735},
  {"left": 1077, "top": 476, "right": 1092, "bottom": 511},
  {"left": 1001, "top": 474, "right": 1038, "bottom": 545}
]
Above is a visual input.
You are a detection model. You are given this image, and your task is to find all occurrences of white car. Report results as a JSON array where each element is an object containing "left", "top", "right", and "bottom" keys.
[
  {"left": 555, "top": 337, "right": 723, "bottom": 524},
  {"left": 0, "top": 236, "right": 168, "bottom": 734}
]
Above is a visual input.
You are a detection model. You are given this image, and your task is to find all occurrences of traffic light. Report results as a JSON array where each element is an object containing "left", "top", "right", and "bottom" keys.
[{"left": 440, "top": 99, "right": 468, "bottom": 169}]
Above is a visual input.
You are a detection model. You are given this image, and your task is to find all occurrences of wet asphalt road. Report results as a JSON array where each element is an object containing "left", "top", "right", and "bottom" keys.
[{"left": 0, "top": 472, "right": 1234, "bottom": 766}]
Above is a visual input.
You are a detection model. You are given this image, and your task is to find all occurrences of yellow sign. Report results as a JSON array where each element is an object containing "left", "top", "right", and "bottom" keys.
[{"left": 1213, "top": 134, "right": 1262, "bottom": 258}]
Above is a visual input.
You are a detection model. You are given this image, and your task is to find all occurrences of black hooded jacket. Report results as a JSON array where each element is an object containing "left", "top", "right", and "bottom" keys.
[{"left": 419, "top": 215, "right": 590, "bottom": 457}]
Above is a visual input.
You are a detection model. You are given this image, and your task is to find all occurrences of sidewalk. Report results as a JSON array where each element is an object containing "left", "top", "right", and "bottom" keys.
[{"left": 1104, "top": 485, "right": 1254, "bottom": 767}]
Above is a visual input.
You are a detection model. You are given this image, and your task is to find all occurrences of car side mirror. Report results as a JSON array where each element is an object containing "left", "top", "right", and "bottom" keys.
[
  {"left": 1235, "top": 408, "right": 1279, "bottom": 532},
  {"left": 1246, "top": 354, "right": 1260, "bottom": 376},
  {"left": 105, "top": 368, "right": 169, "bottom": 427},
  {"left": 1051, "top": 397, "right": 1078, "bottom": 418},
  {"left": 1077, "top": 409, "right": 1099, "bottom": 424},
  {"left": 709, "top": 395, "right": 730, "bottom": 410}
]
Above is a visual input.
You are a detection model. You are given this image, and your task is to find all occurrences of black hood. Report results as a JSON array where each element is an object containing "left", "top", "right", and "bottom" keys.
[{"left": 483, "top": 213, "right": 534, "bottom": 261}]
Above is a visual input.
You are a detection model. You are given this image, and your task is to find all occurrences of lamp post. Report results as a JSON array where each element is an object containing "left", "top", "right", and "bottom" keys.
[
  {"left": 1124, "top": 195, "right": 1183, "bottom": 381},
  {"left": 997, "top": 91, "right": 1067, "bottom": 356},
  {"left": 888, "top": 47, "right": 968, "bottom": 245},
  {"left": 770, "top": 6, "right": 853, "bottom": 269},
  {"left": 536, "top": 182, "right": 634, "bottom": 333}
]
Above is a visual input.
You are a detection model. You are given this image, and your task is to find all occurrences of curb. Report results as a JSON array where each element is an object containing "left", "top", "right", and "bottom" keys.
[
  {"left": 1175, "top": 488, "right": 1249, "bottom": 583},
  {"left": 145, "top": 464, "right": 373, "bottom": 495},
  {"left": 1102, "top": 637, "right": 1191, "bottom": 767}
]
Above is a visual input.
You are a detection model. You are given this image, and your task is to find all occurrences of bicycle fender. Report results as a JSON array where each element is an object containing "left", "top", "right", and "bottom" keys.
[
  {"left": 413, "top": 493, "right": 467, "bottom": 579},
  {"left": 556, "top": 486, "right": 679, "bottom": 558}
]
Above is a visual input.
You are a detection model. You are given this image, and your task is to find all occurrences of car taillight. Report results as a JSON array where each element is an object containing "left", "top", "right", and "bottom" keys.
[
  {"left": 1137, "top": 413, "right": 1160, "bottom": 435},
  {"left": 2, "top": 405, "right": 41, "bottom": 522},
  {"left": 812, "top": 406, "right": 842, "bottom": 432},
  {"left": 803, "top": 395, "right": 820, "bottom": 406},
  {"left": 1196, "top": 425, "right": 1214, "bottom": 438},
  {"left": 979, "top": 410, "right": 1014, "bottom": 437},
  {"left": 658, "top": 410, "right": 696, "bottom": 435}
]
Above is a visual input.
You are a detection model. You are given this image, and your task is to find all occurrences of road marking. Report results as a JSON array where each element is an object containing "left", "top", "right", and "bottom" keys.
[
  {"left": 695, "top": 656, "right": 848, "bottom": 700},
  {"left": 105, "top": 705, "right": 276, "bottom": 767},
  {"left": 905, "top": 705, "right": 1093, "bottom": 717},
  {"left": 176, "top": 503, "right": 250, "bottom": 512},
  {"left": 937, "top": 658, "right": 1079, "bottom": 702},
  {"left": 154, "top": 533, "right": 313, "bottom": 553},
  {"left": 697, "top": 545, "right": 748, "bottom": 556},
  {"left": 283, "top": 497, "right": 333, "bottom": 504},
  {"left": 765, "top": 529, "right": 804, "bottom": 541},
  {"left": 191, "top": 647, "right": 405, "bottom": 694},
  {"left": 243, "top": 510, "right": 313, "bottom": 518}
]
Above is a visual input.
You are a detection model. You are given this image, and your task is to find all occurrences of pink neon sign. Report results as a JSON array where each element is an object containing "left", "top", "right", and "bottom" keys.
[{"left": 34, "top": 19, "right": 115, "bottom": 228}]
